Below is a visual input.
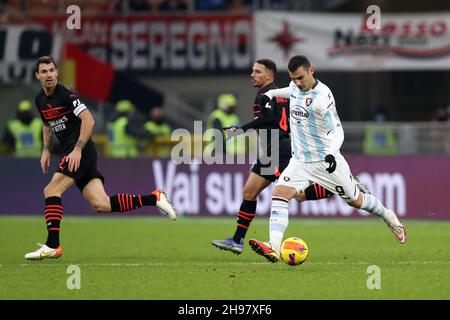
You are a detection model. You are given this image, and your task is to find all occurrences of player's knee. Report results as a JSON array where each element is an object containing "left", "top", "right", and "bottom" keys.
[
  {"left": 44, "top": 184, "right": 60, "bottom": 198},
  {"left": 273, "top": 185, "right": 296, "bottom": 199},
  {"left": 347, "top": 192, "right": 364, "bottom": 208},
  {"left": 243, "top": 188, "right": 258, "bottom": 201},
  {"left": 294, "top": 192, "right": 306, "bottom": 202},
  {"left": 90, "top": 198, "right": 111, "bottom": 213}
]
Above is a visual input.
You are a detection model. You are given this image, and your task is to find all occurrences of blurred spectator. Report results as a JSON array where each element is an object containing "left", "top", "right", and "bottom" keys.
[
  {"left": 159, "top": 0, "right": 188, "bottom": 11},
  {"left": 206, "top": 93, "right": 245, "bottom": 155},
  {"left": 431, "top": 104, "right": 449, "bottom": 122},
  {"left": 106, "top": 100, "right": 139, "bottom": 158},
  {"left": 144, "top": 106, "right": 172, "bottom": 157},
  {"left": 144, "top": 106, "right": 171, "bottom": 137},
  {"left": 0, "top": 0, "right": 9, "bottom": 23},
  {"left": 195, "top": 0, "right": 228, "bottom": 10},
  {"left": 429, "top": 103, "right": 450, "bottom": 153},
  {"left": 230, "top": 0, "right": 249, "bottom": 11},
  {"left": 363, "top": 106, "right": 397, "bottom": 156},
  {"left": 100, "top": 0, "right": 124, "bottom": 13},
  {"left": 130, "top": 0, "right": 151, "bottom": 11},
  {"left": 374, "top": 106, "right": 388, "bottom": 123},
  {"left": 2, "top": 100, "right": 43, "bottom": 157}
]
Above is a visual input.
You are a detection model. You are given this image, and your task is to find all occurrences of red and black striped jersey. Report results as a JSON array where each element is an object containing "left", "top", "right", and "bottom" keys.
[{"left": 35, "top": 83, "right": 89, "bottom": 154}]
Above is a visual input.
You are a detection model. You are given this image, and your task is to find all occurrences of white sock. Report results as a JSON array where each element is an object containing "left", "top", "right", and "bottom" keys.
[
  {"left": 360, "top": 194, "right": 389, "bottom": 218},
  {"left": 269, "top": 197, "right": 290, "bottom": 254}
]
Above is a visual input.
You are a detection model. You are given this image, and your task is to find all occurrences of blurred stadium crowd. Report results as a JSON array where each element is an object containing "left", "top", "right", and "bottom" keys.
[{"left": 0, "top": 0, "right": 449, "bottom": 158}]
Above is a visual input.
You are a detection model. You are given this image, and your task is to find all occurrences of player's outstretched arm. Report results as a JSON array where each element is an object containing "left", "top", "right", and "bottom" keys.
[{"left": 264, "top": 87, "right": 290, "bottom": 100}]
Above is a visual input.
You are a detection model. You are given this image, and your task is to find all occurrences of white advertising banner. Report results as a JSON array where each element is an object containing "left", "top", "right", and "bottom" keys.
[
  {"left": 255, "top": 12, "right": 450, "bottom": 70},
  {"left": 0, "top": 25, "right": 61, "bottom": 83}
]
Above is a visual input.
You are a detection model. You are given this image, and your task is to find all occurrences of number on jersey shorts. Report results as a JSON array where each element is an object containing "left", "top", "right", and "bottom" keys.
[{"left": 277, "top": 153, "right": 360, "bottom": 202}]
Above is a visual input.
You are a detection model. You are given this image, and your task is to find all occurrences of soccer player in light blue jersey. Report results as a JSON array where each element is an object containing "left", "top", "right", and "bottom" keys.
[{"left": 249, "top": 55, "right": 406, "bottom": 263}]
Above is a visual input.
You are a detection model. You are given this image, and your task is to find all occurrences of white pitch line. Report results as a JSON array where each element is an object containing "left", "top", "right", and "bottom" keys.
[{"left": 0, "top": 261, "right": 449, "bottom": 268}]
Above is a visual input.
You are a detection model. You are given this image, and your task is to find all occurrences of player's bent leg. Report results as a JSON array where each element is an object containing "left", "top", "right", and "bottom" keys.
[
  {"left": 44, "top": 172, "right": 75, "bottom": 198},
  {"left": 81, "top": 179, "right": 176, "bottom": 220},
  {"left": 243, "top": 172, "right": 271, "bottom": 201},
  {"left": 82, "top": 178, "right": 111, "bottom": 213},
  {"left": 272, "top": 185, "right": 297, "bottom": 199}
]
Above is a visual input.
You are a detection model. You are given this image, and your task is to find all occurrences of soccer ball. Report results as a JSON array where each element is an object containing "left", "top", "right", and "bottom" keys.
[{"left": 280, "top": 237, "right": 309, "bottom": 266}]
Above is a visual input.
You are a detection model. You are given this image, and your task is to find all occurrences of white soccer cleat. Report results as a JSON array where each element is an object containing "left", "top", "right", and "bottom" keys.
[
  {"left": 153, "top": 189, "right": 177, "bottom": 220},
  {"left": 24, "top": 243, "right": 62, "bottom": 260},
  {"left": 383, "top": 210, "right": 407, "bottom": 244}
]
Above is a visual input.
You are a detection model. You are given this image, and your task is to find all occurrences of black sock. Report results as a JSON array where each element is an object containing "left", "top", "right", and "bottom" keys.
[
  {"left": 109, "top": 194, "right": 157, "bottom": 212},
  {"left": 233, "top": 200, "right": 257, "bottom": 243},
  {"left": 44, "top": 196, "right": 63, "bottom": 249},
  {"left": 305, "top": 183, "right": 333, "bottom": 200}
]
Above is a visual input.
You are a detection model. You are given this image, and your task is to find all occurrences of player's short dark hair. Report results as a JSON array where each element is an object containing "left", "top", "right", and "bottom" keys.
[
  {"left": 35, "top": 56, "right": 58, "bottom": 73},
  {"left": 256, "top": 59, "right": 277, "bottom": 76},
  {"left": 288, "top": 55, "right": 311, "bottom": 72}
]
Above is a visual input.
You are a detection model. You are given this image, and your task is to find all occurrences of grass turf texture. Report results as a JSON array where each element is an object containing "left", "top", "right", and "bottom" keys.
[{"left": 0, "top": 216, "right": 449, "bottom": 299}]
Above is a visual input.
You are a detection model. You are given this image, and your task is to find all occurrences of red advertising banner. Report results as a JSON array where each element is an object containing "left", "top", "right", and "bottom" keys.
[{"left": 31, "top": 14, "right": 253, "bottom": 72}]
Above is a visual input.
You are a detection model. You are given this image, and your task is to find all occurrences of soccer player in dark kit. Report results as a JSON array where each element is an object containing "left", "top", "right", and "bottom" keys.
[{"left": 25, "top": 56, "right": 177, "bottom": 260}]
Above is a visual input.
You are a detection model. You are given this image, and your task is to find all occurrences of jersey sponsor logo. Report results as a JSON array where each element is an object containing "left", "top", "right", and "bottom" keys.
[
  {"left": 306, "top": 98, "right": 313, "bottom": 106},
  {"left": 290, "top": 106, "right": 309, "bottom": 120},
  {"left": 41, "top": 107, "right": 72, "bottom": 120},
  {"left": 48, "top": 116, "right": 68, "bottom": 133}
]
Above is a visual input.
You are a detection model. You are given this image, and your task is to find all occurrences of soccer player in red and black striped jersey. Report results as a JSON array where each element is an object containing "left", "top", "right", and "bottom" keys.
[
  {"left": 24, "top": 56, "right": 177, "bottom": 260},
  {"left": 211, "top": 59, "right": 333, "bottom": 254}
]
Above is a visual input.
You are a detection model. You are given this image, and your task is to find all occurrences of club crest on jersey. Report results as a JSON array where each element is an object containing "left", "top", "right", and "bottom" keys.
[
  {"left": 306, "top": 98, "right": 313, "bottom": 106},
  {"left": 284, "top": 176, "right": 291, "bottom": 182},
  {"left": 290, "top": 106, "right": 309, "bottom": 120}
]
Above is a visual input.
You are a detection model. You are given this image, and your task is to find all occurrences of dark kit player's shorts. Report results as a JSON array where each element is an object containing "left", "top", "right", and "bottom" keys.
[
  {"left": 57, "top": 141, "right": 105, "bottom": 191},
  {"left": 251, "top": 136, "right": 291, "bottom": 182}
]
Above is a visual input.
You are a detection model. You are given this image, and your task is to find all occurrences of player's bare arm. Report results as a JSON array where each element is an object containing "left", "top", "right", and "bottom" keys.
[
  {"left": 66, "top": 108, "right": 95, "bottom": 173},
  {"left": 40, "top": 124, "right": 53, "bottom": 175}
]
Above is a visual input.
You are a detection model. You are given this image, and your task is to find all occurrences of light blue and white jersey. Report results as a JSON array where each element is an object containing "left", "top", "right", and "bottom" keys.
[{"left": 265, "top": 80, "right": 344, "bottom": 163}]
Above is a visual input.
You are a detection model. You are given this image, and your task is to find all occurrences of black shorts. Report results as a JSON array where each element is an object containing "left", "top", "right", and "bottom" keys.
[
  {"left": 251, "top": 137, "right": 291, "bottom": 182},
  {"left": 56, "top": 141, "right": 105, "bottom": 191}
]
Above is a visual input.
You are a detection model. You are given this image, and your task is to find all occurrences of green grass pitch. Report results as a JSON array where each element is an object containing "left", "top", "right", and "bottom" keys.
[{"left": 0, "top": 215, "right": 449, "bottom": 299}]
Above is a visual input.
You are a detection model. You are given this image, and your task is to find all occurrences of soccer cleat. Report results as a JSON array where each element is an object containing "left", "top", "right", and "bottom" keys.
[
  {"left": 211, "top": 237, "right": 243, "bottom": 254},
  {"left": 383, "top": 210, "right": 407, "bottom": 244},
  {"left": 353, "top": 176, "right": 371, "bottom": 194},
  {"left": 248, "top": 239, "right": 280, "bottom": 263},
  {"left": 24, "top": 243, "right": 62, "bottom": 260},
  {"left": 152, "top": 189, "right": 177, "bottom": 220}
]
